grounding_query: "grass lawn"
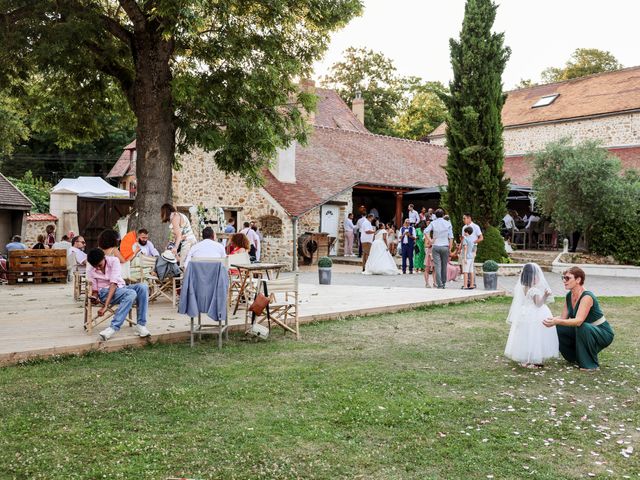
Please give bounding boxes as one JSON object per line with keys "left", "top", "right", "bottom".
{"left": 1, "top": 297, "right": 639, "bottom": 479}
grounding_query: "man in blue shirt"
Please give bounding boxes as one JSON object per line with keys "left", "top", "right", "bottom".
{"left": 5, "top": 235, "right": 27, "bottom": 254}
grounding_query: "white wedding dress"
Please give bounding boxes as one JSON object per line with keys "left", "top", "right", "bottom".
{"left": 504, "top": 264, "right": 559, "bottom": 365}
{"left": 363, "top": 230, "right": 399, "bottom": 275}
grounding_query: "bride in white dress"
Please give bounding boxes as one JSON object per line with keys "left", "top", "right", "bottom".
{"left": 363, "top": 225, "right": 399, "bottom": 275}
{"left": 504, "top": 263, "right": 559, "bottom": 367}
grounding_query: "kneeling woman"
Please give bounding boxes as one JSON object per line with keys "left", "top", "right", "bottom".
{"left": 543, "top": 267, "right": 614, "bottom": 371}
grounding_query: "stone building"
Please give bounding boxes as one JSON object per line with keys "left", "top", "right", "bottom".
{"left": 427, "top": 66, "right": 640, "bottom": 184}
{"left": 0, "top": 173, "right": 33, "bottom": 246}
{"left": 108, "top": 85, "right": 447, "bottom": 268}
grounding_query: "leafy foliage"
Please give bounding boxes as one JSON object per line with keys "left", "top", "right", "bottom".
{"left": 532, "top": 139, "right": 621, "bottom": 244}
{"left": 393, "top": 80, "right": 448, "bottom": 140}
{"left": 482, "top": 259, "right": 499, "bottom": 272}
{"left": 439, "top": 0, "right": 511, "bottom": 231}
{"left": 541, "top": 48, "right": 623, "bottom": 83}
{"left": 476, "top": 226, "right": 506, "bottom": 263}
{"left": 0, "top": 91, "right": 29, "bottom": 156}
{"left": 8, "top": 170, "right": 51, "bottom": 213}
{"left": 318, "top": 256, "right": 333, "bottom": 268}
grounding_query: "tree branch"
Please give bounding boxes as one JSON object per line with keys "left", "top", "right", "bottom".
{"left": 83, "top": 40, "right": 136, "bottom": 109}
{"left": 0, "top": 1, "right": 39, "bottom": 25}
{"left": 98, "top": 13, "right": 134, "bottom": 49}
{"left": 117, "top": 0, "right": 147, "bottom": 29}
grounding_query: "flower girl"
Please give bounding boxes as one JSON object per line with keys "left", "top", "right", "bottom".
{"left": 504, "top": 263, "right": 559, "bottom": 367}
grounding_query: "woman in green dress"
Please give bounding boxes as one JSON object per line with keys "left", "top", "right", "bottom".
{"left": 413, "top": 221, "right": 426, "bottom": 273}
{"left": 543, "top": 266, "right": 614, "bottom": 371}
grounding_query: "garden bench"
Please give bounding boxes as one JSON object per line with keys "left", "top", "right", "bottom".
{"left": 6, "top": 249, "right": 68, "bottom": 285}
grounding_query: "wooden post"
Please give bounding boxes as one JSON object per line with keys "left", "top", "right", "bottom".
{"left": 395, "top": 192, "right": 403, "bottom": 228}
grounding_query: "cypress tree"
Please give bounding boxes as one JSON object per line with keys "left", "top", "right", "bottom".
{"left": 439, "top": 0, "right": 511, "bottom": 231}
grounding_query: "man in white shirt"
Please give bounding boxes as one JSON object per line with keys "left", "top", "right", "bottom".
{"left": 343, "top": 213, "right": 355, "bottom": 256}
{"left": 52, "top": 234, "right": 72, "bottom": 251}
{"left": 68, "top": 235, "right": 88, "bottom": 272}
{"left": 503, "top": 212, "right": 517, "bottom": 231}
{"left": 525, "top": 214, "right": 540, "bottom": 230}
{"left": 461, "top": 213, "right": 483, "bottom": 246}
{"left": 240, "top": 221, "right": 260, "bottom": 261}
{"left": 407, "top": 204, "right": 419, "bottom": 226}
{"left": 183, "top": 227, "right": 226, "bottom": 270}
{"left": 135, "top": 228, "right": 159, "bottom": 257}
{"left": 359, "top": 214, "right": 376, "bottom": 271}
{"left": 355, "top": 213, "right": 367, "bottom": 257}
{"left": 425, "top": 209, "right": 454, "bottom": 288}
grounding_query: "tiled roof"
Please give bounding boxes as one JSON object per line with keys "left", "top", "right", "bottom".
{"left": 0, "top": 172, "right": 34, "bottom": 210}
{"left": 262, "top": 126, "right": 448, "bottom": 217}
{"left": 26, "top": 213, "right": 58, "bottom": 222}
{"left": 313, "top": 88, "right": 369, "bottom": 133}
{"left": 107, "top": 140, "right": 136, "bottom": 178}
{"left": 429, "top": 66, "right": 640, "bottom": 137}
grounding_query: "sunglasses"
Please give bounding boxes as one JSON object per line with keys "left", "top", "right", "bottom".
{"left": 561, "top": 275, "right": 573, "bottom": 282}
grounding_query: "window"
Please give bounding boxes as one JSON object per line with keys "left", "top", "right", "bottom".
{"left": 532, "top": 94, "right": 559, "bottom": 108}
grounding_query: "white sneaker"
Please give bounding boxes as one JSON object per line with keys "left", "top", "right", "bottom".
{"left": 99, "top": 327, "right": 116, "bottom": 341}
{"left": 135, "top": 325, "right": 151, "bottom": 337}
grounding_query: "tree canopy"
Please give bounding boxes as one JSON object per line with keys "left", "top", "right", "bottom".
{"left": 541, "top": 48, "right": 623, "bottom": 83}
{"left": 393, "top": 80, "right": 448, "bottom": 140}
{"left": 439, "top": 0, "right": 511, "bottom": 238}
{"left": 1, "top": 0, "right": 363, "bottom": 242}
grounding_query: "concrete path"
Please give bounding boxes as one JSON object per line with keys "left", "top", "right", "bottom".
{"left": 297, "top": 264, "right": 640, "bottom": 296}
{"left": 0, "top": 279, "right": 501, "bottom": 365}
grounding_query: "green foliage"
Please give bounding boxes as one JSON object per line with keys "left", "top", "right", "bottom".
{"left": 0, "top": 91, "right": 29, "bottom": 156}
{"left": 439, "top": 0, "right": 511, "bottom": 230}
{"left": 476, "top": 226, "right": 506, "bottom": 263}
{"left": 8, "top": 171, "right": 51, "bottom": 213}
{"left": 393, "top": 80, "right": 448, "bottom": 139}
{"left": 532, "top": 138, "right": 622, "bottom": 245}
{"left": 541, "top": 48, "right": 622, "bottom": 83}
{"left": 318, "top": 256, "right": 333, "bottom": 268}
{"left": 514, "top": 78, "right": 536, "bottom": 89}
{"left": 321, "top": 47, "right": 405, "bottom": 136}
{"left": 482, "top": 259, "right": 499, "bottom": 272}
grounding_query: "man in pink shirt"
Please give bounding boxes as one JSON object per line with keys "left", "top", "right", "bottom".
{"left": 86, "top": 248, "right": 150, "bottom": 341}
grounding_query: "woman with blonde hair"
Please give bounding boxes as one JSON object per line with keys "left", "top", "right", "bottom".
{"left": 160, "top": 203, "right": 197, "bottom": 264}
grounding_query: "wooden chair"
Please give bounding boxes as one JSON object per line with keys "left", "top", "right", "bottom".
{"left": 248, "top": 275, "right": 299, "bottom": 340}
{"left": 67, "top": 251, "right": 87, "bottom": 301}
{"left": 511, "top": 228, "right": 526, "bottom": 250}
{"left": 132, "top": 254, "right": 182, "bottom": 306}
{"left": 227, "top": 252, "right": 253, "bottom": 311}
{"left": 83, "top": 290, "right": 137, "bottom": 334}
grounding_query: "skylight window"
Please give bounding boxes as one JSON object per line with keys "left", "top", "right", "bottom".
{"left": 532, "top": 94, "right": 559, "bottom": 108}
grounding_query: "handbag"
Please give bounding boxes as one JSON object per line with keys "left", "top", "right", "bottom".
{"left": 249, "top": 293, "right": 270, "bottom": 315}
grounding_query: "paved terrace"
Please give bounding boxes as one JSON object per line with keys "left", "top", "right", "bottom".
{"left": 0, "top": 275, "right": 502, "bottom": 366}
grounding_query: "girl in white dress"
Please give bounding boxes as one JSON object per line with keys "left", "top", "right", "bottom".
{"left": 504, "top": 263, "right": 559, "bottom": 367}
{"left": 363, "top": 225, "right": 399, "bottom": 275}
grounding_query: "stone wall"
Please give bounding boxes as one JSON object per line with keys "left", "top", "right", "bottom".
{"left": 428, "top": 112, "right": 640, "bottom": 154}
{"left": 173, "top": 148, "right": 295, "bottom": 267}
{"left": 25, "top": 219, "right": 58, "bottom": 246}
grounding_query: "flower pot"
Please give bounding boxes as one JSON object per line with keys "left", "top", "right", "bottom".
{"left": 318, "top": 267, "right": 332, "bottom": 285}
{"left": 483, "top": 271, "right": 498, "bottom": 290}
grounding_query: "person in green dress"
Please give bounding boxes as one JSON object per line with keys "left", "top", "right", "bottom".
{"left": 543, "top": 266, "right": 614, "bottom": 371}
{"left": 413, "top": 221, "right": 426, "bottom": 273}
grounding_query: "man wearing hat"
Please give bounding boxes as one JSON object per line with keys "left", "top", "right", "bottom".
{"left": 86, "top": 248, "right": 151, "bottom": 341}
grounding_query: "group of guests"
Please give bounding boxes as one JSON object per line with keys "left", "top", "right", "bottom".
{"left": 3, "top": 224, "right": 58, "bottom": 253}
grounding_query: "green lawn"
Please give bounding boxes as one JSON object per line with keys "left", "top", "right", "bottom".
{"left": 1, "top": 297, "right": 639, "bottom": 479}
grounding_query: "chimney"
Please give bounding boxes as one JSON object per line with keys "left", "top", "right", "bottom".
{"left": 352, "top": 91, "right": 364, "bottom": 124}
{"left": 270, "top": 141, "right": 296, "bottom": 183}
{"left": 299, "top": 78, "right": 316, "bottom": 124}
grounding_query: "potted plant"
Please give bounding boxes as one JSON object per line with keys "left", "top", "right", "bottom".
{"left": 482, "top": 260, "right": 499, "bottom": 290}
{"left": 318, "top": 256, "right": 333, "bottom": 285}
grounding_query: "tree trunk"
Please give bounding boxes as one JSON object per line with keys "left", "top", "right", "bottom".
{"left": 129, "top": 34, "right": 175, "bottom": 249}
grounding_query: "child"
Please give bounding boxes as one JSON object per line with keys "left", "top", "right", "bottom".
{"left": 504, "top": 263, "right": 559, "bottom": 368}
{"left": 461, "top": 226, "right": 475, "bottom": 289}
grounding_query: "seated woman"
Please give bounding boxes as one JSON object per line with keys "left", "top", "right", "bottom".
{"left": 543, "top": 266, "right": 614, "bottom": 371}
{"left": 228, "top": 233, "right": 250, "bottom": 275}
{"left": 98, "top": 229, "right": 126, "bottom": 263}
{"left": 33, "top": 234, "right": 47, "bottom": 250}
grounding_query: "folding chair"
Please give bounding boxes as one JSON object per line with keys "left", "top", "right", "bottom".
{"left": 67, "top": 252, "right": 87, "bottom": 301}
{"left": 248, "top": 275, "right": 299, "bottom": 340}
{"left": 511, "top": 228, "right": 526, "bottom": 250}
{"left": 137, "top": 255, "right": 182, "bottom": 306}
{"left": 83, "top": 290, "right": 137, "bottom": 334}
{"left": 227, "top": 252, "right": 253, "bottom": 310}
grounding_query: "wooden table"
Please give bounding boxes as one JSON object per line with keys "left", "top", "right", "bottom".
{"left": 230, "top": 263, "right": 286, "bottom": 314}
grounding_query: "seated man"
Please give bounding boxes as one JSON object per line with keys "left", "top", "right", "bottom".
{"left": 52, "top": 234, "right": 72, "bottom": 251}
{"left": 183, "top": 227, "right": 226, "bottom": 270}
{"left": 68, "top": 236, "right": 88, "bottom": 272}
{"left": 86, "top": 248, "right": 151, "bottom": 341}
{"left": 5, "top": 235, "right": 27, "bottom": 254}
{"left": 134, "top": 228, "right": 159, "bottom": 257}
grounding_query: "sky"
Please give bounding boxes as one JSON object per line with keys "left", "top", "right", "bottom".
{"left": 312, "top": 0, "right": 640, "bottom": 90}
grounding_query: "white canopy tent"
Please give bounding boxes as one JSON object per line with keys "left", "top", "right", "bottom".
{"left": 50, "top": 177, "right": 130, "bottom": 239}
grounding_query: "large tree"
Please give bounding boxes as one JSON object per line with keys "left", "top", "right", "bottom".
{"left": 1, "top": 0, "right": 362, "bottom": 242}
{"left": 541, "top": 48, "right": 622, "bottom": 83}
{"left": 439, "top": 0, "right": 511, "bottom": 232}
{"left": 321, "top": 47, "right": 404, "bottom": 136}
{"left": 393, "top": 79, "right": 448, "bottom": 140}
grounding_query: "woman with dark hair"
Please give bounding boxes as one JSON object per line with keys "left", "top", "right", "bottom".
{"left": 505, "top": 263, "right": 559, "bottom": 368}
{"left": 543, "top": 267, "right": 614, "bottom": 371}
{"left": 160, "top": 203, "right": 197, "bottom": 264}
{"left": 413, "top": 221, "right": 426, "bottom": 273}
{"left": 33, "top": 234, "right": 47, "bottom": 249}
{"left": 45, "top": 224, "right": 56, "bottom": 248}
{"left": 98, "top": 229, "right": 126, "bottom": 263}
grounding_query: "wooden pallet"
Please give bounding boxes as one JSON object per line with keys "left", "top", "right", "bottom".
{"left": 7, "top": 249, "right": 68, "bottom": 285}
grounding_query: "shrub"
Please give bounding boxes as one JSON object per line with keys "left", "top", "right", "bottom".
{"left": 475, "top": 226, "right": 506, "bottom": 263}
{"left": 318, "top": 256, "right": 333, "bottom": 268}
{"left": 8, "top": 171, "right": 51, "bottom": 213}
{"left": 482, "top": 260, "right": 499, "bottom": 272}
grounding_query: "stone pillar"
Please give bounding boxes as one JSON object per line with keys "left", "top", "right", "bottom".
{"left": 352, "top": 92, "right": 364, "bottom": 124}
